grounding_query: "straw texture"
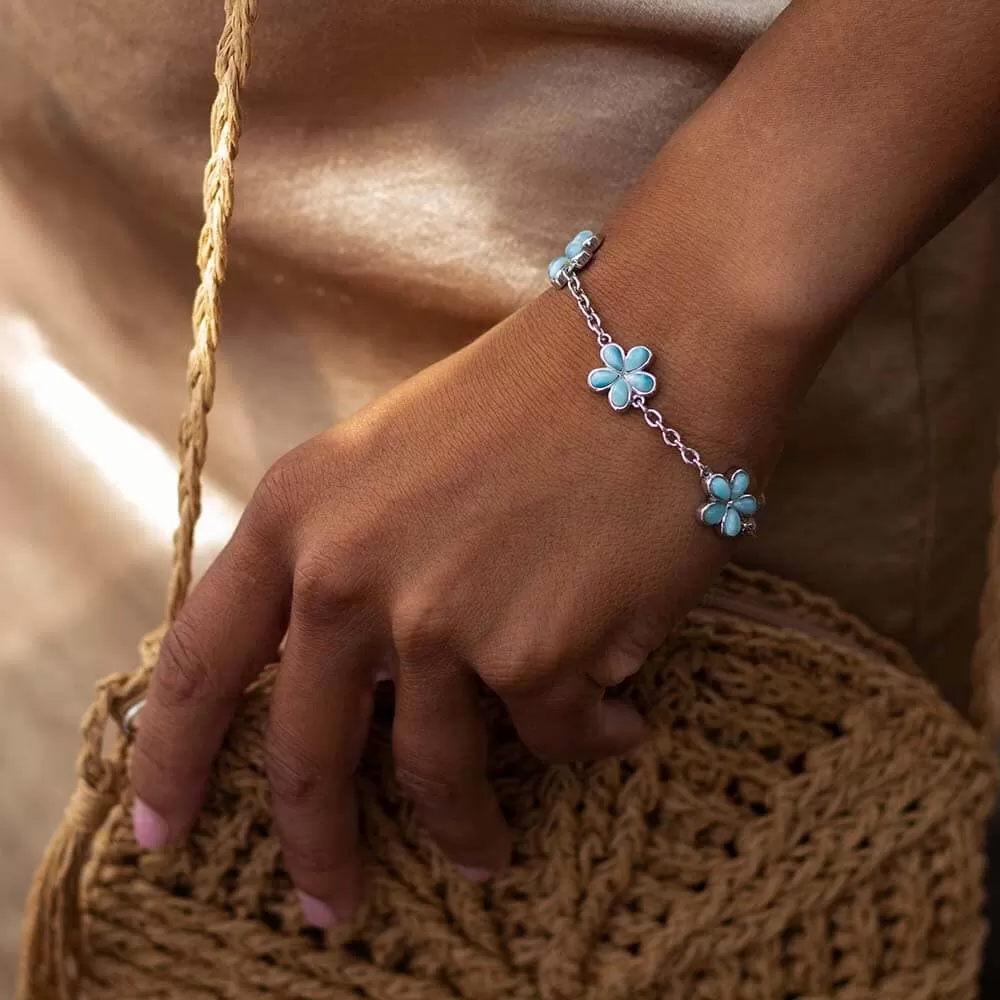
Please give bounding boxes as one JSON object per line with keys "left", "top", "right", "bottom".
{"left": 46, "top": 576, "right": 1000, "bottom": 999}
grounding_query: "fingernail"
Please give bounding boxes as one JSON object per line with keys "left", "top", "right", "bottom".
{"left": 297, "top": 891, "right": 335, "bottom": 928}
{"left": 374, "top": 666, "right": 392, "bottom": 684}
{"left": 133, "top": 798, "right": 169, "bottom": 850}
{"left": 456, "top": 865, "right": 495, "bottom": 883}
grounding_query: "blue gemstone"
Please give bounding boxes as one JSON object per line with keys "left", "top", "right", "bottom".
{"left": 565, "top": 229, "right": 596, "bottom": 258}
{"left": 600, "top": 343, "right": 626, "bottom": 371}
{"left": 733, "top": 494, "right": 758, "bottom": 515}
{"left": 608, "top": 378, "right": 631, "bottom": 410}
{"left": 626, "top": 371, "right": 655, "bottom": 395}
{"left": 588, "top": 368, "right": 618, "bottom": 390}
{"left": 548, "top": 256, "right": 570, "bottom": 283}
{"left": 723, "top": 507, "right": 743, "bottom": 538}
{"left": 729, "top": 469, "right": 751, "bottom": 497}
{"left": 700, "top": 501, "right": 727, "bottom": 526}
{"left": 623, "top": 345, "right": 651, "bottom": 372}
{"left": 708, "top": 474, "right": 732, "bottom": 502}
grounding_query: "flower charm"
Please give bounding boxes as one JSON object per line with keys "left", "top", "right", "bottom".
{"left": 548, "top": 229, "right": 602, "bottom": 287}
{"left": 587, "top": 343, "right": 657, "bottom": 411}
{"left": 698, "top": 468, "right": 761, "bottom": 538}
{"left": 550, "top": 228, "right": 766, "bottom": 541}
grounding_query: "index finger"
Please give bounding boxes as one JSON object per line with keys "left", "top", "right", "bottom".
{"left": 130, "top": 523, "right": 291, "bottom": 849}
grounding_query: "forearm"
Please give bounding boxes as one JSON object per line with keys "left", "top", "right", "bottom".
{"left": 547, "top": 0, "right": 1000, "bottom": 461}
{"left": 717, "top": 0, "right": 1000, "bottom": 313}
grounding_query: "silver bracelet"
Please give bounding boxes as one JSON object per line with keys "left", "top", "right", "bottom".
{"left": 548, "top": 230, "right": 763, "bottom": 538}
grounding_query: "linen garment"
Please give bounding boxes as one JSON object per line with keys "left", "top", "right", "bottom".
{"left": 2, "top": 0, "right": 998, "bottom": 726}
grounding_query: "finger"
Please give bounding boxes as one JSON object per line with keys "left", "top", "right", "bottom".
{"left": 585, "top": 645, "right": 647, "bottom": 689}
{"left": 267, "top": 609, "right": 374, "bottom": 928}
{"left": 505, "top": 677, "right": 647, "bottom": 763}
{"left": 394, "top": 664, "right": 511, "bottom": 880}
{"left": 131, "top": 525, "right": 290, "bottom": 849}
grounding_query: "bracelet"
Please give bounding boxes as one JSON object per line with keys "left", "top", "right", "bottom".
{"left": 548, "top": 230, "right": 763, "bottom": 538}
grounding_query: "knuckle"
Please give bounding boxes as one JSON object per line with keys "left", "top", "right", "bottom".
{"left": 478, "top": 630, "right": 560, "bottom": 699}
{"left": 251, "top": 436, "right": 338, "bottom": 533}
{"left": 266, "top": 734, "right": 322, "bottom": 809}
{"left": 292, "top": 549, "right": 362, "bottom": 622}
{"left": 391, "top": 590, "right": 454, "bottom": 662}
{"left": 596, "top": 646, "right": 646, "bottom": 688}
{"left": 486, "top": 667, "right": 544, "bottom": 700}
{"left": 155, "top": 617, "right": 219, "bottom": 707}
{"left": 395, "top": 761, "right": 465, "bottom": 814}
{"left": 253, "top": 450, "right": 309, "bottom": 525}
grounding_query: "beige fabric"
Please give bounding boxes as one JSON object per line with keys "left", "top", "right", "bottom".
{"left": 2, "top": 0, "right": 998, "bottom": 721}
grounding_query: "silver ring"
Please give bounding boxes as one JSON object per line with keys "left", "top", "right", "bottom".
{"left": 120, "top": 698, "right": 146, "bottom": 735}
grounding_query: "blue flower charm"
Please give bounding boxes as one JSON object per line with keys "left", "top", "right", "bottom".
{"left": 549, "top": 228, "right": 766, "bottom": 542}
{"left": 587, "top": 343, "right": 656, "bottom": 411}
{"left": 548, "top": 229, "right": 602, "bottom": 287}
{"left": 698, "top": 468, "right": 761, "bottom": 538}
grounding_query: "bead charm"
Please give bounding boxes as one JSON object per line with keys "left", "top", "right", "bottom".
{"left": 550, "top": 229, "right": 764, "bottom": 538}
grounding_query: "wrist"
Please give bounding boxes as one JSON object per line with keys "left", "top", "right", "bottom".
{"left": 467, "top": 253, "right": 775, "bottom": 544}
{"left": 531, "top": 230, "right": 798, "bottom": 483}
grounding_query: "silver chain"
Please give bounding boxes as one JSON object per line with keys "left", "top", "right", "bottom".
{"left": 565, "top": 273, "right": 613, "bottom": 347}
{"left": 564, "top": 272, "right": 707, "bottom": 477}
{"left": 630, "top": 398, "right": 707, "bottom": 475}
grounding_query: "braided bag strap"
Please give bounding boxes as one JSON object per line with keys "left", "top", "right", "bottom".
{"left": 16, "top": 4, "right": 259, "bottom": 998}
{"left": 166, "top": 0, "right": 258, "bottom": 624}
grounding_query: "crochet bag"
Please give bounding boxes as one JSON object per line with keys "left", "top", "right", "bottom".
{"left": 17, "top": 1, "right": 1000, "bottom": 998}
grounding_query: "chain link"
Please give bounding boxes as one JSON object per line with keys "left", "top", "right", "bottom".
{"left": 565, "top": 273, "right": 613, "bottom": 347}
{"left": 563, "top": 268, "right": 708, "bottom": 478}
{"left": 632, "top": 397, "right": 707, "bottom": 476}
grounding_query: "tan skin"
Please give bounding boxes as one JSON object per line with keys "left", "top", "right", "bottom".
{"left": 132, "top": 0, "right": 1000, "bottom": 925}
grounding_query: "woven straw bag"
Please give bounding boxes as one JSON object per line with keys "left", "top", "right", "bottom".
{"left": 17, "top": 2, "right": 1000, "bottom": 998}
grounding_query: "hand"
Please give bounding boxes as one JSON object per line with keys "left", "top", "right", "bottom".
{"left": 129, "top": 278, "right": 779, "bottom": 928}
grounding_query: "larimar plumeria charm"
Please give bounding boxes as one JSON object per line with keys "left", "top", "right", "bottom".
{"left": 587, "top": 343, "right": 656, "bottom": 410}
{"left": 548, "top": 229, "right": 603, "bottom": 287}
{"left": 698, "top": 468, "right": 762, "bottom": 538}
{"left": 550, "top": 228, "right": 764, "bottom": 539}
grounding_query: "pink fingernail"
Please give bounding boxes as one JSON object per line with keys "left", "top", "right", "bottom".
{"left": 133, "top": 798, "right": 170, "bottom": 849}
{"left": 297, "top": 891, "right": 335, "bottom": 928}
{"left": 456, "top": 865, "right": 495, "bottom": 883}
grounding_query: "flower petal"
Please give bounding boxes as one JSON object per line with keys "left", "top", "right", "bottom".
{"left": 625, "top": 371, "right": 655, "bottom": 395}
{"left": 699, "top": 501, "right": 728, "bottom": 527}
{"left": 588, "top": 367, "right": 619, "bottom": 391}
{"left": 600, "top": 343, "right": 626, "bottom": 372}
{"left": 547, "top": 256, "right": 570, "bottom": 283}
{"left": 623, "top": 345, "right": 652, "bottom": 372}
{"left": 708, "top": 474, "right": 731, "bottom": 502}
{"left": 733, "top": 494, "right": 758, "bottom": 515}
{"left": 723, "top": 507, "right": 743, "bottom": 538}
{"left": 608, "top": 377, "right": 632, "bottom": 410}
{"left": 565, "top": 229, "right": 596, "bottom": 258}
{"left": 729, "top": 469, "right": 751, "bottom": 498}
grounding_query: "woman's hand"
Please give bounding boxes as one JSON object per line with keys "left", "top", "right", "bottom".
{"left": 130, "top": 0, "right": 1000, "bottom": 932}
{"left": 129, "top": 269, "right": 784, "bottom": 928}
